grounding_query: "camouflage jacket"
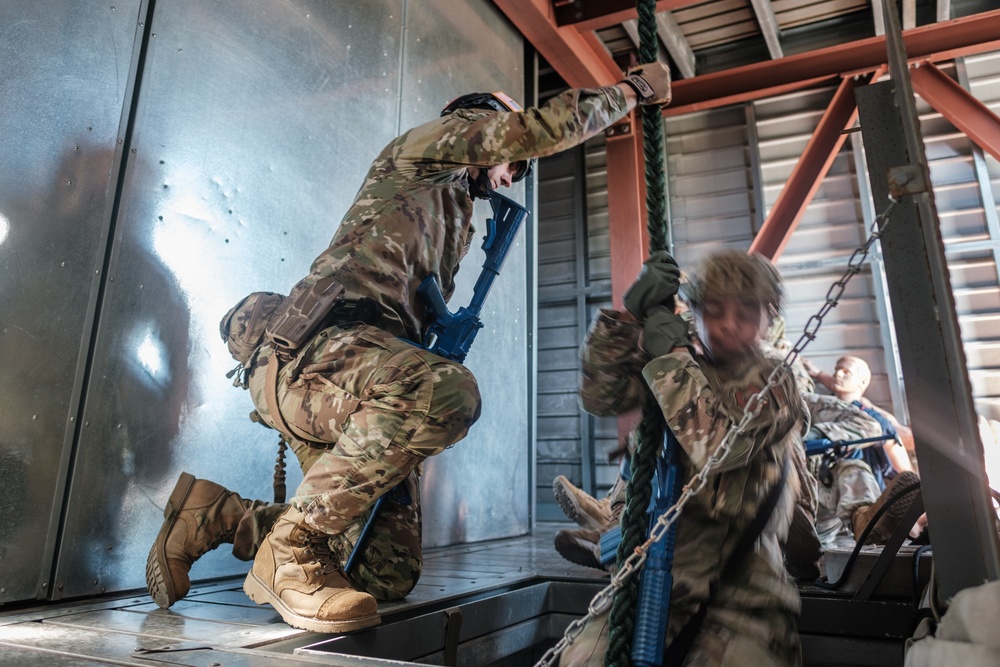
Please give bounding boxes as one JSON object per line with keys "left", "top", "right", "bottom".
{"left": 300, "top": 87, "right": 630, "bottom": 341}
{"left": 804, "top": 393, "right": 882, "bottom": 444}
{"left": 580, "top": 309, "right": 803, "bottom": 624}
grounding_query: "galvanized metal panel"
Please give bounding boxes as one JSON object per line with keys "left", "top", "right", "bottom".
{"left": 37, "top": 0, "right": 530, "bottom": 599}
{"left": 750, "top": 84, "right": 899, "bottom": 411}
{"left": 52, "top": 0, "right": 406, "bottom": 601}
{"left": 665, "top": 105, "right": 755, "bottom": 260}
{"left": 402, "top": 0, "right": 531, "bottom": 547}
{"left": 0, "top": 0, "right": 142, "bottom": 605}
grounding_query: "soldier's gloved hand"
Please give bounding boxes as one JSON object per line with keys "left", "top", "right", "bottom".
{"left": 642, "top": 306, "right": 691, "bottom": 358}
{"left": 623, "top": 251, "right": 681, "bottom": 319}
{"left": 621, "top": 61, "right": 672, "bottom": 106}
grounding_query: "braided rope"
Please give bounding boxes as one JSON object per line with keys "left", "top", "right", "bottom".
{"left": 606, "top": 0, "right": 668, "bottom": 664}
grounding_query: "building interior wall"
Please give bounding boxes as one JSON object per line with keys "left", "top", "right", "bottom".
{"left": 0, "top": 0, "right": 531, "bottom": 606}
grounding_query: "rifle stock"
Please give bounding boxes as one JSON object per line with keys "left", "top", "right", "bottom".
{"left": 417, "top": 191, "right": 529, "bottom": 362}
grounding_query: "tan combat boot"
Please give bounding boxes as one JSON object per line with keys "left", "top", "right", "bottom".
{"left": 552, "top": 475, "right": 613, "bottom": 531}
{"left": 146, "top": 472, "right": 259, "bottom": 608}
{"left": 243, "top": 506, "right": 380, "bottom": 633}
{"left": 852, "top": 470, "right": 921, "bottom": 545}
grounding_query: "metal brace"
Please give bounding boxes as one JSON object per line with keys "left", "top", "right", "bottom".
{"left": 887, "top": 164, "right": 928, "bottom": 197}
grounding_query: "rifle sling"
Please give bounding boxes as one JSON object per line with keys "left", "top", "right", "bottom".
{"left": 663, "top": 453, "right": 791, "bottom": 664}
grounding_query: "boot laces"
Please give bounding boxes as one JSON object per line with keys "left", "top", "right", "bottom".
{"left": 297, "top": 529, "right": 339, "bottom": 574}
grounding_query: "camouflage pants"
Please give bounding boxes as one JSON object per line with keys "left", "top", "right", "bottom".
{"left": 244, "top": 323, "right": 482, "bottom": 598}
{"left": 558, "top": 604, "right": 800, "bottom": 667}
{"left": 234, "top": 462, "right": 422, "bottom": 601}
{"left": 814, "top": 458, "right": 880, "bottom": 549}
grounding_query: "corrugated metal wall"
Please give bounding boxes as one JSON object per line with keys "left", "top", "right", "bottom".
{"left": 534, "top": 49, "right": 1000, "bottom": 512}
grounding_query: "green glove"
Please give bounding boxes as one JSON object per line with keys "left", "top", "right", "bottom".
{"left": 642, "top": 306, "right": 691, "bottom": 358}
{"left": 621, "top": 61, "right": 672, "bottom": 106}
{"left": 623, "top": 251, "right": 681, "bottom": 319}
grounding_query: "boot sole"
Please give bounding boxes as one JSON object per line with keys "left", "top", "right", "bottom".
{"left": 146, "top": 472, "right": 196, "bottom": 608}
{"left": 243, "top": 570, "right": 381, "bottom": 634}
{"left": 552, "top": 476, "right": 610, "bottom": 532}
{"left": 553, "top": 531, "right": 604, "bottom": 571}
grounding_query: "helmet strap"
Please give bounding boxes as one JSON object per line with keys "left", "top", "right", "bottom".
{"left": 468, "top": 167, "right": 493, "bottom": 200}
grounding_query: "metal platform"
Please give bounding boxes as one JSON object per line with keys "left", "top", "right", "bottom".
{"left": 0, "top": 524, "right": 924, "bottom": 666}
{"left": 0, "top": 524, "right": 609, "bottom": 666}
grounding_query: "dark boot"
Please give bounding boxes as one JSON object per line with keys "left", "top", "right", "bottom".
{"left": 243, "top": 506, "right": 380, "bottom": 633}
{"left": 146, "top": 472, "right": 262, "bottom": 608}
{"left": 554, "top": 528, "right": 604, "bottom": 570}
{"left": 852, "top": 471, "right": 921, "bottom": 545}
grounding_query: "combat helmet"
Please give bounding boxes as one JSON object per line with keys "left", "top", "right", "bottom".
{"left": 441, "top": 91, "right": 534, "bottom": 184}
{"left": 685, "top": 249, "right": 783, "bottom": 311}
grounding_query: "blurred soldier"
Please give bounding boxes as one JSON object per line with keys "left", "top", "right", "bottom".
{"left": 146, "top": 64, "right": 674, "bottom": 633}
{"left": 562, "top": 249, "right": 803, "bottom": 667}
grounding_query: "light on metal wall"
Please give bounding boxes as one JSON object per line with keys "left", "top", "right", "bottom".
{"left": 0, "top": 213, "right": 9, "bottom": 246}
{"left": 136, "top": 328, "right": 165, "bottom": 381}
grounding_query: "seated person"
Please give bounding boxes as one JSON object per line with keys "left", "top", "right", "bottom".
{"left": 803, "top": 355, "right": 921, "bottom": 546}
{"left": 805, "top": 355, "right": 915, "bottom": 478}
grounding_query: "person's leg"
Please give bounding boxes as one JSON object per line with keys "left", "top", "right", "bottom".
{"left": 553, "top": 476, "right": 612, "bottom": 531}
{"left": 245, "top": 325, "right": 480, "bottom": 630}
{"left": 685, "top": 607, "right": 800, "bottom": 667}
{"left": 852, "top": 470, "right": 921, "bottom": 544}
{"left": 146, "top": 472, "right": 267, "bottom": 608}
{"left": 333, "top": 470, "right": 423, "bottom": 601}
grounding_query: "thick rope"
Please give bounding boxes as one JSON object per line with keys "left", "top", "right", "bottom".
{"left": 605, "top": 0, "right": 670, "bottom": 665}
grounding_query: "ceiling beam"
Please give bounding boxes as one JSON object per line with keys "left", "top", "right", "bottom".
{"left": 663, "top": 9, "right": 1000, "bottom": 116}
{"left": 655, "top": 11, "right": 697, "bottom": 78}
{"left": 492, "top": 0, "right": 620, "bottom": 88}
{"left": 749, "top": 74, "right": 873, "bottom": 261}
{"left": 749, "top": 0, "right": 784, "bottom": 59}
{"left": 623, "top": 15, "right": 697, "bottom": 79}
{"left": 911, "top": 63, "right": 1000, "bottom": 164}
{"left": 552, "top": 0, "right": 706, "bottom": 32}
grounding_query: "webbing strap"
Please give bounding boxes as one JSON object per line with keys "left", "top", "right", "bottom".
{"left": 265, "top": 352, "right": 294, "bottom": 437}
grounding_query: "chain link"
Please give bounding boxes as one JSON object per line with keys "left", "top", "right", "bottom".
{"left": 534, "top": 197, "right": 898, "bottom": 667}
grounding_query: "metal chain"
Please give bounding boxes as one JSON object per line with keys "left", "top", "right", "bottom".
{"left": 534, "top": 197, "right": 899, "bottom": 667}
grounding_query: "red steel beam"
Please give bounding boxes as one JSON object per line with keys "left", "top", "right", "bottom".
{"left": 492, "top": 0, "right": 619, "bottom": 88}
{"left": 604, "top": 113, "right": 649, "bottom": 448}
{"left": 911, "top": 62, "right": 1000, "bottom": 164}
{"left": 606, "top": 116, "right": 650, "bottom": 310}
{"left": 749, "top": 73, "right": 873, "bottom": 261}
{"left": 664, "top": 9, "right": 1000, "bottom": 117}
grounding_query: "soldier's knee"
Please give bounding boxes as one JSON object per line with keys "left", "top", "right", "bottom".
{"left": 425, "top": 359, "right": 482, "bottom": 439}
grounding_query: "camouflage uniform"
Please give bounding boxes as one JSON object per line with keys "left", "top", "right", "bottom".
{"left": 239, "top": 86, "right": 631, "bottom": 598}
{"left": 803, "top": 393, "right": 883, "bottom": 548}
{"left": 563, "top": 309, "right": 803, "bottom": 666}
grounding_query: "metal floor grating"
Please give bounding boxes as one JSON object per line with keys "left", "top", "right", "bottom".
{"left": 0, "top": 523, "right": 607, "bottom": 666}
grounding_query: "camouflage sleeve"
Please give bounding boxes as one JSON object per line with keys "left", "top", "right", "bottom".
{"left": 804, "top": 393, "right": 882, "bottom": 443}
{"left": 642, "top": 350, "right": 802, "bottom": 473}
{"left": 579, "top": 308, "right": 649, "bottom": 416}
{"left": 402, "top": 86, "right": 630, "bottom": 168}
